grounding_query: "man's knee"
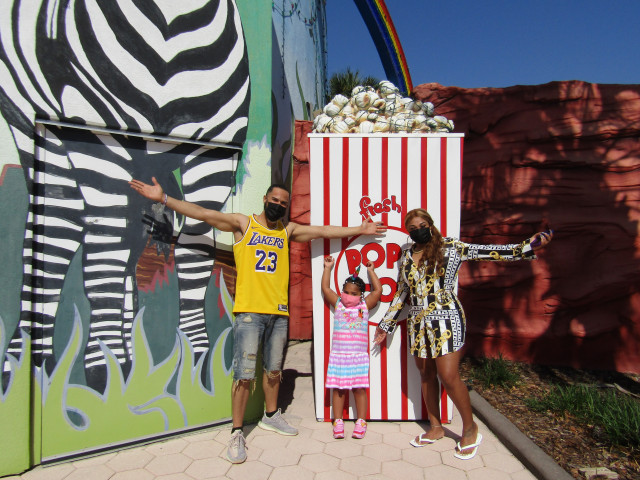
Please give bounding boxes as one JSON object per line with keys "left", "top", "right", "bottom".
{"left": 265, "top": 370, "right": 282, "bottom": 382}
{"left": 232, "top": 378, "right": 255, "bottom": 395}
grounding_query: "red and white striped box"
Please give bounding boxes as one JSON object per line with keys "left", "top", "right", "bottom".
{"left": 309, "top": 133, "right": 463, "bottom": 422}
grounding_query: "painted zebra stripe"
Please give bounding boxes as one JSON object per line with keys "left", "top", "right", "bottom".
{"left": 1, "top": 0, "right": 249, "bottom": 385}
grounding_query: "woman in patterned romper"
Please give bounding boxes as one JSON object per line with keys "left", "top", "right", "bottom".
{"left": 373, "top": 208, "right": 553, "bottom": 459}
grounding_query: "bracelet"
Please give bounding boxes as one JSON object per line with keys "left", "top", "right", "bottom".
{"left": 162, "top": 193, "right": 168, "bottom": 205}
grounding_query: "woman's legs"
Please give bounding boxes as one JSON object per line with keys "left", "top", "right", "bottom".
{"left": 414, "top": 356, "right": 445, "bottom": 441}
{"left": 352, "top": 388, "right": 368, "bottom": 420}
{"left": 434, "top": 349, "right": 478, "bottom": 454}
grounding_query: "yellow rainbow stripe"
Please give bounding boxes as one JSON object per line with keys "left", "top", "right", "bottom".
{"left": 372, "top": 0, "right": 413, "bottom": 93}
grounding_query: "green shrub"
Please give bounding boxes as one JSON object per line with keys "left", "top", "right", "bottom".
{"left": 471, "top": 354, "right": 520, "bottom": 389}
{"left": 526, "top": 385, "right": 640, "bottom": 448}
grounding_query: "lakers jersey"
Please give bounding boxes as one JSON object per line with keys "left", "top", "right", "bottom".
{"left": 233, "top": 215, "right": 290, "bottom": 315}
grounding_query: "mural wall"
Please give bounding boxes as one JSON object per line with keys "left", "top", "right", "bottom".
{"left": 271, "top": 0, "right": 327, "bottom": 185}
{"left": 0, "top": 0, "right": 274, "bottom": 473}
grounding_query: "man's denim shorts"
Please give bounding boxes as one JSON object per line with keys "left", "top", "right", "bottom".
{"left": 232, "top": 313, "right": 288, "bottom": 381}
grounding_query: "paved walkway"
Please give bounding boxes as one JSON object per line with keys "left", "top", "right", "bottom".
{"left": 10, "top": 341, "right": 538, "bottom": 480}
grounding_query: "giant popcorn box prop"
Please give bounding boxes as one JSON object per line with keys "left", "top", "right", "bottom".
{"left": 309, "top": 133, "right": 463, "bottom": 422}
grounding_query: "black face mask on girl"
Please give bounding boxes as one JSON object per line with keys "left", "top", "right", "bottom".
{"left": 409, "top": 226, "right": 432, "bottom": 244}
{"left": 264, "top": 202, "right": 286, "bottom": 222}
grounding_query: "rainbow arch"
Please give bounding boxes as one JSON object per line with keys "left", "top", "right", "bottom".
{"left": 353, "top": 0, "right": 413, "bottom": 95}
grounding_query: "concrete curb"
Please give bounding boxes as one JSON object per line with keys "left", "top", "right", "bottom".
{"left": 469, "top": 390, "right": 574, "bottom": 480}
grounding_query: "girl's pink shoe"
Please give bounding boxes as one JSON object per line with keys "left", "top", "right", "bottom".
{"left": 333, "top": 419, "right": 345, "bottom": 439}
{"left": 352, "top": 419, "right": 367, "bottom": 439}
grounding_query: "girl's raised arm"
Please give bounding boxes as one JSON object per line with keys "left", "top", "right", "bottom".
{"left": 321, "top": 256, "right": 339, "bottom": 306}
{"left": 364, "top": 261, "right": 382, "bottom": 310}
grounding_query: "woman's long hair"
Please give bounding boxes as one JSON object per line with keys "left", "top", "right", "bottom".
{"left": 404, "top": 209, "right": 444, "bottom": 276}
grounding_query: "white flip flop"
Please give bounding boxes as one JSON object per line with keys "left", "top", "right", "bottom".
{"left": 454, "top": 433, "right": 483, "bottom": 460}
{"left": 410, "top": 432, "right": 442, "bottom": 447}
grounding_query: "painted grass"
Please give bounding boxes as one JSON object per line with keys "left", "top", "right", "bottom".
{"left": 0, "top": 318, "right": 31, "bottom": 476}
{"left": 0, "top": 275, "right": 235, "bottom": 461}
{"left": 0, "top": 273, "right": 260, "bottom": 463}
{"left": 40, "top": 305, "right": 233, "bottom": 458}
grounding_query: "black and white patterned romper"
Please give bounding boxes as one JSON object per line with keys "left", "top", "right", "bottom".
{"left": 378, "top": 238, "right": 536, "bottom": 359}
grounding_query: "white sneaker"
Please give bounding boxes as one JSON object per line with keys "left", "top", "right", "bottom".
{"left": 258, "top": 409, "right": 298, "bottom": 436}
{"left": 226, "top": 430, "right": 247, "bottom": 463}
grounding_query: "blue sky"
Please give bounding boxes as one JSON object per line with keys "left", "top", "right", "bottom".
{"left": 326, "top": 1, "right": 640, "bottom": 89}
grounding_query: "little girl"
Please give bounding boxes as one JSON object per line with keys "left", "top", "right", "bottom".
{"left": 322, "top": 256, "right": 382, "bottom": 439}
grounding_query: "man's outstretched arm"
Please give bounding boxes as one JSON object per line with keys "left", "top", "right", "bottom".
{"left": 129, "top": 177, "right": 246, "bottom": 234}
{"left": 288, "top": 217, "right": 386, "bottom": 243}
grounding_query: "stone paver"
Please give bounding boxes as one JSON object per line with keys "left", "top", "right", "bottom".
{"left": 426, "top": 436, "right": 459, "bottom": 452}
{"left": 298, "top": 453, "right": 340, "bottom": 473}
{"left": 145, "top": 439, "right": 188, "bottom": 456}
{"left": 340, "top": 455, "right": 381, "bottom": 476}
{"left": 467, "top": 467, "right": 514, "bottom": 480}
{"left": 184, "top": 457, "right": 230, "bottom": 479}
{"left": 63, "top": 465, "right": 114, "bottom": 480}
{"left": 184, "top": 431, "right": 216, "bottom": 443}
{"left": 402, "top": 446, "right": 442, "bottom": 467}
{"left": 183, "top": 440, "right": 225, "bottom": 460}
{"left": 363, "top": 443, "right": 401, "bottom": 462}
{"left": 299, "top": 417, "right": 327, "bottom": 430}
{"left": 309, "top": 428, "right": 336, "bottom": 443}
{"left": 441, "top": 447, "right": 486, "bottom": 471}
{"left": 287, "top": 437, "right": 326, "bottom": 455}
{"left": 259, "top": 446, "right": 301, "bottom": 467}
{"left": 323, "top": 441, "right": 363, "bottom": 459}
{"left": 225, "top": 461, "right": 272, "bottom": 480}
{"left": 315, "top": 470, "right": 356, "bottom": 480}
{"left": 11, "top": 341, "right": 545, "bottom": 480}
{"left": 243, "top": 443, "right": 264, "bottom": 462}
{"left": 422, "top": 464, "right": 469, "bottom": 480}
{"left": 145, "top": 453, "right": 192, "bottom": 476}
{"left": 107, "top": 449, "right": 154, "bottom": 472}
{"left": 367, "top": 421, "right": 400, "bottom": 434}
{"left": 399, "top": 421, "right": 427, "bottom": 435}
{"left": 482, "top": 451, "right": 528, "bottom": 473}
{"left": 347, "top": 429, "right": 383, "bottom": 445}
{"left": 21, "top": 465, "right": 75, "bottom": 480}
{"left": 511, "top": 469, "right": 538, "bottom": 480}
{"left": 380, "top": 459, "right": 425, "bottom": 480}
{"left": 269, "top": 465, "right": 315, "bottom": 480}
{"left": 111, "top": 470, "right": 155, "bottom": 480}
{"left": 250, "top": 433, "right": 291, "bottom": 450}
{"left": 382, "top": 431, "right": 416, "bottom": 449}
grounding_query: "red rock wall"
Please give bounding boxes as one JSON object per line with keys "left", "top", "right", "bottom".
{"left": 413, "top": 81, "right": 640, "bottom": 374}
{"left": 291, "top": 81, "right": 640, "bottom": 374}
{"left": 289, "top": 121, "right": 313, "bottom": 339}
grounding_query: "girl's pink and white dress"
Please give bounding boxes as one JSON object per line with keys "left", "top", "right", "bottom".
{"left": 325, "top": 298, "right": 370, "bottom": 389}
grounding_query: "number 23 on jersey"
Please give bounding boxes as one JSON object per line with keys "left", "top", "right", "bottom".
{"left": 255, "top": 249, "right": 278, "bottom": 273}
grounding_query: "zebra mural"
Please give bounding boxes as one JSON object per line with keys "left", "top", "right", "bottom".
{"left": 0, "top": 0, "right": 250, "bottom": 392}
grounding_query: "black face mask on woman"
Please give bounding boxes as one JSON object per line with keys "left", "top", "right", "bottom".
{"left": 409, "top": 226, "right": 432, "bottom": 244}
{"left": 264, "top": 202, "right": 286, "bottom": 222}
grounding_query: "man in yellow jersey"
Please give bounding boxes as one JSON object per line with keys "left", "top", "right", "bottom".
{"left": 129, "top": 178, "right": 386, "bottom": 464}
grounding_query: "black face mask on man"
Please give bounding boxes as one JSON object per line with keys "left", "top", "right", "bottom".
{"left": 264, "top": 202, "right": 286, "bottom": 222}
{"left": 409, "top": 226, "right": 432, "bottom": 244}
